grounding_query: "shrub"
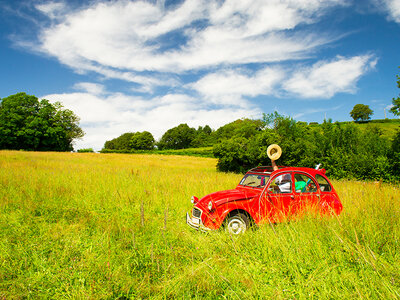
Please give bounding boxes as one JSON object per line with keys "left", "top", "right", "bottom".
{"left": 77, "top": 148, "right": 94, "bottom": 153}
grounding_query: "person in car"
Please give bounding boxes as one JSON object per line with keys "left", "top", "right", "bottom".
{"left": 271, "top": 159, "right": 306, "bottom": 193}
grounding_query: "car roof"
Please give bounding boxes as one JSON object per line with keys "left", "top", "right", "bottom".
{"left": 247, "top": 166, "right": 327, "bottom": 177}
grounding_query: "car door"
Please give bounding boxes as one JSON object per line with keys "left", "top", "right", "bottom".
{"left": 314, "top": 174, "right": 339, "bottom": 214}
{"left": 292, "top": 172, "right": 320, "bottom": 215}
{"left": 260, "top": 171, "right": 294, "bottom": 222}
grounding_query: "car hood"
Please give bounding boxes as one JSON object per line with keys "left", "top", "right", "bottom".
{"left": 199, "top": 188, "right": 261, "bottom": 206}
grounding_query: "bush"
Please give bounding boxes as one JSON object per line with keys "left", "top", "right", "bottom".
{"left": 77, "top": 148, "right": 94, "bottom": 153}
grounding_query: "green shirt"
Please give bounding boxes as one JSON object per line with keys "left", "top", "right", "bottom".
{"left": 295, "top": 181, "right": 306, "bottom": 192}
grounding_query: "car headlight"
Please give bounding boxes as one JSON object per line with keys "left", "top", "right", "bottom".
{"left": 191, "top": 196, "right": 198, "bottom": 204}
{"left": 208, "top": 201, "right": 213, "bottom": 211}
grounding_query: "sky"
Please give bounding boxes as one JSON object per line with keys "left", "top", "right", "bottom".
{"left": 1, "top": 0, "right": 400, "bottom": 151}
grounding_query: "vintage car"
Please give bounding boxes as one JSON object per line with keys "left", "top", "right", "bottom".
{"left": 186, "top": 166, "right": 343, "bottom": 234}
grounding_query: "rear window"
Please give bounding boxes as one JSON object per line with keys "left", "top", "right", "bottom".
{"left": 315, "top": 174, "right": 332, "bottom": 192}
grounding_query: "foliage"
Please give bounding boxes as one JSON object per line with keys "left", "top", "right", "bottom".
{"left": 350, "top": 104, "right": 373, "bottom": 122}
{"left": 213, "top": 113, "right": 398, "bottom": 182}
{"left": 390, "top": 69, "right": 400, "bottom": 116}
{"left": 130, "top": 131, "right": 155, "bottom": 150}
{"left": 100, "top": 147, "right": 214, "bottom": 158}
{"left": 0, "top": 151, "right": 399, "bottom": 298}
{"left": 190, "top": 125, "right": 214, "bottom": 147}
{"left": 0, "top": 92, "right": 84, "bottom": 151}
{"left": 213, "top": 137, "right": 254, "bottom": 173}
{"left": 389, "top": 130, "right": 400, "bottom": 174}
{"left": 77, "top": 148, "right": 94, "bottom": 153}
{"left": 214, "top": 118, "right": 263, "bottom": 141}
{"left": 103, "top": 132, "right": 136, "bottom": 150}
{"left": 157, "top": 123, "right": 197, "bottom": 149}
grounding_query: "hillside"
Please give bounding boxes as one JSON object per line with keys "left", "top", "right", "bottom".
{"left": 309, "top": 118, "right": 400, "bottom": 140}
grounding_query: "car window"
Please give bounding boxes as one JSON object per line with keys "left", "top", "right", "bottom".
{"left": 239, "top": 174, "right": 269, "bottom": 188}
{"left": 315, "top": 174, "right": 332, "bottom": 192}
{"left": 268, "top": 172, "right": 292, "bottom": 194}
{"left": 294, "top": 173, "right": 317, "bottom": 193}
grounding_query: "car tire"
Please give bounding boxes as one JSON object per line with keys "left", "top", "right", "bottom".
{"left": 225, "top": 212, "right": 250, "bottom": 235}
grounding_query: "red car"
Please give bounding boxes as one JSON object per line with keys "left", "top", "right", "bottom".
{"left": 187, "top": 166, "right": 343, "bottom": 234}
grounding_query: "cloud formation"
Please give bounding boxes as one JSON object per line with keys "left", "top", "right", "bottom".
{"left": 284, "top": 55, "right": 377, "bottom": 98}
{"left": 382, "top": 0, "right": 400, "bottom": 23}
{"left": 15, "top": 0, "right": 386, "bottom": 149}
{"left": 35, "top": 0, "right": 346, "bottom": 80}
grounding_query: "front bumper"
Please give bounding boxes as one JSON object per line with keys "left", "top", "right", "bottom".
{"left": 186, "top": 212, "right": 211, "bottom": 232}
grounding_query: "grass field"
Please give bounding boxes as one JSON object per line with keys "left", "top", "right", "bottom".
{"left": 0, "top": 151, "right": 399, "bottom": 298}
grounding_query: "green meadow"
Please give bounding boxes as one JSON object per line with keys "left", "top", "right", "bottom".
{"left": 0, "top": 151, "right": 399, "bottom": 298}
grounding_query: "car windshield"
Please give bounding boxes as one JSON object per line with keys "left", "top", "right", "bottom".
{"left": 239, "top": 174, "right": 269, "bottom": 188}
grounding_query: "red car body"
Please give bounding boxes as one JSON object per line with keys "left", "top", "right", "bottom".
{"left": 186, "top": 166, "right": 343, "bottom": 234}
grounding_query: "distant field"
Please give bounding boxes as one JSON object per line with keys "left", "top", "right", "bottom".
{"left": 0, "top": 151, "right": 399, "bottom": 298}
{"left": 309, "top": 118, "right": 400, "bottom": 140}
{"left": 100, "top": 146, "right": 214, "bottom": 158}
{"left": 356, "top": 119, "right": 400, "bottom": 140}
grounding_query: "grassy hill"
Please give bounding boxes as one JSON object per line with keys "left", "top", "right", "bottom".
{"left": 309, "top": 118, "right": 400, "bottom": 140}
{"left": 0, "top": 151, "right": 399, "bottom": 298}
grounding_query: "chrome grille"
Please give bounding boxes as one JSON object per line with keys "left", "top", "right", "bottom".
{"left": 192, "top": 207, "right": 202, "bottom": 218}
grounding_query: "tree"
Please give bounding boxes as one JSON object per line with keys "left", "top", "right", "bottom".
{"left": 191, "top": 125, "right": 214, "bottom": 147}
{"left": 130, "top": 131, "right": 155, "bottom": 150}
{"left": 103, "top": 132, "right": 135, "bottom": 150}
{"left": 350, "top": 104, "right": 373, "bottom": 122}
{"left": 157, "top": 124, "right": 196, "bottom": 149}
{"left": 214, "top": 118, "right": 263, "bottom": 141}
{"left": 0, "top": 92, "right": 84, "bottom": 151}
{"left": 390, "top": 69, "right": 400, "bottom": 116}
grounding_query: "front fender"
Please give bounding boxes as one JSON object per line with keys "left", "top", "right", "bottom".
{"left": 205, "top": 202, "right": 254, "bottom": 229}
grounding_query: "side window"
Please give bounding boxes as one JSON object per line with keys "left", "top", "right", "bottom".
{"left": 294, "top": 173, "right": 317, "bottom": 193}
{"left": 315, "top": 174, "right": 332, "bottom": 192}
{"left": 268, "top": 172, "right": 292, "bottom": 194}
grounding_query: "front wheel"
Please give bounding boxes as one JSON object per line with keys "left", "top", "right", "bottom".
{"left": 225, "top": 213, "right": 250, "bottom": 235}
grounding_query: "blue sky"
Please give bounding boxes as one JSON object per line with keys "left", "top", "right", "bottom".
{"left": 1, "top": 0, "right": 400, "bottom": 150}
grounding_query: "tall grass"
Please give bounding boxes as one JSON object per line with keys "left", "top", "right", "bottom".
{"left": 0, "top": 150, "right": 399, "bottom": 298}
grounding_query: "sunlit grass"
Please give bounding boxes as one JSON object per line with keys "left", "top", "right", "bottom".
{"left": 0, "top": 150, "right": 399, "bottom": 298}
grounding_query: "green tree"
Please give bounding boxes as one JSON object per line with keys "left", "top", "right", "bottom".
{"left": 157, "top": 124, "right": 196, "bottom": 149}
{"left": 390, "top": 69, "right": 400, "bottom": 116}
{"left": 130, "top": 131, "right": 155, "bottom": 150}
{"left": 0, "top": 92, "right": 84, "bottom": 151}
{"left": 191, "top": 125, "right": 214, "bottom": 147}
{"left": 103, "top": 132, "right": 135, "bottom": 150}
{"left": 214, "top": 118, "right": 263, "bottom": 141}
{"left": 350, "top": 104, "right": 373, "bottom": 122}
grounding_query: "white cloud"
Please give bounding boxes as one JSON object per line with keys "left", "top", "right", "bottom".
{"left": 42, "top": 88, "right": 261, "bottom": 151}
{"left": 22, "top": 1, "right": 382, "bottom": 149}
{"left": 73, "top": 82, "right": 105, "bottom": 95}
{"left": 190, "top": 67, "right": 284, "bottom": 106}
{"left": 35, "top": 0, "right": 346, "bottom": 77}
{"left": 382, "top": 0, "right": 400, "bottom": 23}
{"left": 35, "top": 2, "right": 67, "bottom": 20}
{"left": 283, "top": 55, "right": 377, "bottom": 98}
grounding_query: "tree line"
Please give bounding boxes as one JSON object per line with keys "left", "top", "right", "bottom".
{"left": 101, "top": 119, "right": 263, "bottom": 152}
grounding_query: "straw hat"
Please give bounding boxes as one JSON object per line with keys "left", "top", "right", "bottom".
{"left": 267, "top": 144, "right": 282, "bottom": 160}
